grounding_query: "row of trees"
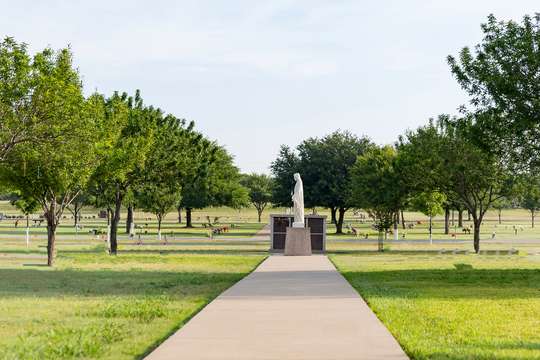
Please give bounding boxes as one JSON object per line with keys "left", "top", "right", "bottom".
{"left": 271, "top": 14, "right": 540, "bottom": 253}
{"left": 0, "top": 38, "right": 265, "bottom": 265}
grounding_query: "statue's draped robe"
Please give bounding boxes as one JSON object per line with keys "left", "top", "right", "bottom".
{"left": 292, "top": 175, "right": 304, "bottom": 226}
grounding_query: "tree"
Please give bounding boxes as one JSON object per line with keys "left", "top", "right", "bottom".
{"left": 66, "top": 191, "right": 90, "bottom": 228}
{"left": 10, "top": 193, "right": 39, "bottom": 247}
{"left": 271, "top": 131, "right": 373, "bottom": 234}
{"left": 351, "top": 146, "right": 407, "bottom": 251}
{"left": 270, "top": 145, "right": 300, "bottom": 208}
{"left": 241, "top": 173, "right": 273, "bottom": 222}
{"left": 398, "top": 117, "right": 515, "bottom": 253}
{"left": 411, "top": 191, "right": 446, "bottom": 244}
{"left": 180, "top": 145, "right": 247, "bottom": 228}
{"left": 0, "top": 38, "right": 69, "bottom": 162}
{"left": 0, "top": 46, "right": 99, "bottom": 265}
{"left": 518, "top": 175, "right": 540, "bottom": 228}
{"left": 491, "top": 197, "right": 512, "bottom": 225}
{"left": 135, "top": 116, "right": 197, "bottom": 240}
{"left": 89, "top": 90, "right": 157, "bottom": 255}
{"left": 447, "top": 14, "right": 540, "bottom": 169}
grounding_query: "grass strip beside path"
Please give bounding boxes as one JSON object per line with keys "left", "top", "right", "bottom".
{"left": 0, "top": 250, "right": 265, "bottom": 359}
{"left": 331, "top": 253, "right": 540, "bottom": 360}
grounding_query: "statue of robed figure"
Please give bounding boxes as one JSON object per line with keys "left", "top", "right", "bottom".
{"left": 292, "top": 173, "right": 304, "bottom": 228}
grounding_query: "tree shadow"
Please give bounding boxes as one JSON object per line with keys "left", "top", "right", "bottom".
{"left": 58, "top": 248, "right": 268, "bottom": 256}
{"left": 341, "top": 267, "right": 540, "bottom": 300}
{"left": 0, "top": 268, "right": 250, "bottom": 298}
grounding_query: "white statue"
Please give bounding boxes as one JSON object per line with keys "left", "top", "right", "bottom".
{"left": 292, "top": 173, "right": 304, "bottom": 228}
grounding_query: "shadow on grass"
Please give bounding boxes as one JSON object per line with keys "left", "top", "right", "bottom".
{"left": 328, "top": 249, "right": 445, "bottom": 255}
{"left": 340, "top": 267, "right": 540, "bottom": 299}
{"left": 424, "top": 341, "right": 540, "bottom": 360}
{"left": 57, "top": 248, "right": 268, "bottom": 256}
{"left": 0, "top": 267, "right": 250, "bottom": 298}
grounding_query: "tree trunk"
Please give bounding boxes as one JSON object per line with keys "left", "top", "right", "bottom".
{"left": 109, "top": 188, "right": 123, "bottom": 255}
{"left": 330, "top": 207, "right": 337, "bottom": 225}
{"left": 473, "top": 219, "right": 481, "bottom": 253}
{"left": 451, "top": 209, "right": 455, "bottom": 226}
{"left": 429, "top": 215, "right": 433, "bottom": 245}
{"left": 73, "top": 205, "right": 79, "bottom": 228}
{"left": 444, "top": 206, "right": 450, "bottom": 235}
{"left": 26, "top": 214, "right": 30, "bottom": 248}
{"left": 177, "top": 207, "right": 182, "bottom": 224}
{"left": 401, "top": 209, "right": 405, "bottom": 229}
{"left": 157, "top": 214, "right": 162, "bottom": 242}
{"left": 45, "top": 207, "right": 57, "bottom": 266}
{"left": 467, "top": 210, "right": 471, "bottom": 221}
{"left": 185, "top": 207, "right": 193, "bottom": 228}
{"left": 458, "top": 210, "right": 463, "bottom": 227}
{"left": 498, "top": 209, "right": 502, "bottom": 224}
{"left": 532, "top": 210, "right": 535, "bottom": 228}
{"left": 126, "top": 204, "right": 133, "bottom": 234}
{"left": 257, "top": 208, "right": 262, "bottom": 223}
{"left": 335, "top": 208, "right": 346, "bottom": 234}
{"left": 393, "top": 212, "right": 398, "bottom": 241}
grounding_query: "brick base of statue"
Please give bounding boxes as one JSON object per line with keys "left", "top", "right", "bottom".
{"left": 284, "top": 227, "right": 312, "bottom": 256}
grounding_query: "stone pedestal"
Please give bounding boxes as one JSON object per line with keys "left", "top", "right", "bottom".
{"left": 284, "top": 227, "right": 312, "bottom": 256}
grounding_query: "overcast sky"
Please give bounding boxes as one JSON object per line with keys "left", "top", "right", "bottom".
{"left": 1, "top": 1, "right": 538, "bottom": 173}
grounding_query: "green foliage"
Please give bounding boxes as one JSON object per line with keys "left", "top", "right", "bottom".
{"left": 240, "top": 173, "right": 273, "bottom": 222}
{"left": 411, "top": 191, "right": 446, "bottom": 218}
{"left": 351, "top": 145, "right": 405, "bottom": 232}
{"left": 271, "top": 130, "right": 373, "bottom": 233}
{"left": 0, "top": 37, "right": 64, "bottom": 161}
{"left": 10, "top": 193, "right": 38, "bottom": 215}
{"left": 517, "top": 174, "right": 540, "bottom": 227}
{"left": 134, "top": 116, "right": 197, "bottom": 232}
{"left": 0, "top": 42, "right": 100, "bottom": 264}
{"left": 180, "top": 145, "right": 248, "bottom": 211}
{"left": 398, "top": 117, "right": 515, "bottom": 251}
{"left": 269, "top": 145, "right": 299, "bottom": 207}
{"left": 448, "top": 14, "right": 540, "bottom": 168}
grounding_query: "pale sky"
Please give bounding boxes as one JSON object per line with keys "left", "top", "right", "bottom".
{"left": 1, "top": 1, "right": 538, "bottom": 173}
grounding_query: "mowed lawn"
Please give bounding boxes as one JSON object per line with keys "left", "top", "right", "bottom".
{"left": 331, "top": 253, "right": 540, "bottom": 360}
{"left": 0, "top": 247, "right": 265, "bottom": 360}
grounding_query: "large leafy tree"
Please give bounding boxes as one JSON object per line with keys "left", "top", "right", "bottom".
{"left": 351, "top": 146, "right": 406, "bottom": 251}
{"left": 517, "top": 174, "right": 540, "bottom": 228}
{"left": 180, "top": 145, "right": 248, "bottom": 228}
{"left": 10, "top": 192, "right": 39, "bottom": 247}
{"left": 241, "top": 173, "right": 273, "bottom": 223}
{"left": 0, "top": 38, "right": 67, "bottom": 161}
{"left": 135, "top": 116, "right": 198, "bottom": 239}
{"left": 89, "top": 90, "right": 157, "bottom": 255}
{"left": 0, "top": 46, "right": 100, "bottom": 265}
{"left": 447, "top": 14, "right": 540, "bottom": 169}
{"left": 398, "top": 117, "right": 515, "bottom": 252}
{"left": 270, "top": 145, "right": 299, "bottom": 207}
{"left": 271, "top": 131, "right": 373, "bottom": 234}
{"left": 411, "top": 191, "right": 447, "bottom": 244}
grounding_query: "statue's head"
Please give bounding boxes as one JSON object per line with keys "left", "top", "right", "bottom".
{"left": 293, "top": 173, "right": 301, "bottom": 181}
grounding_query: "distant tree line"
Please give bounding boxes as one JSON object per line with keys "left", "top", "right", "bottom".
{"left": 271, "top": 14, "right": 540, "bottom": 253}
{"left": 0, "top": 37, "right": 248, "bottom": 265}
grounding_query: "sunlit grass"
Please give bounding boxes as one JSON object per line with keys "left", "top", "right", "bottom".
{"left": 0, "top": 249, "right": 265, "bottom": 359}
{"left": 331, "top": 253, "right": 540, "bottom": 360}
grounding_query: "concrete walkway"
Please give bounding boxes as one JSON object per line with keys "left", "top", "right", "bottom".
{"left": 146, "top": 255, "right": 408, "bottom": 360}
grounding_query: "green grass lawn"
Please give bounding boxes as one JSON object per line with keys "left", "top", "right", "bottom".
{"left": 331, "top": 253, "right": 540, "bottom": 360}
{"left": 0, "top": 246, "right": 265, "bottom": 359}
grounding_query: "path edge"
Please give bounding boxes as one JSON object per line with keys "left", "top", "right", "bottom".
{"left": 138, "top": 254, "right": 269, "bottom": 359}
{"left": 327, "top": 255, "right": 410, "bottom": 359}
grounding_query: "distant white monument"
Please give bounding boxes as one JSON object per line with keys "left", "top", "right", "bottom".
{"left": 292, "top": 173, "right": 305, "bottom": 228}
